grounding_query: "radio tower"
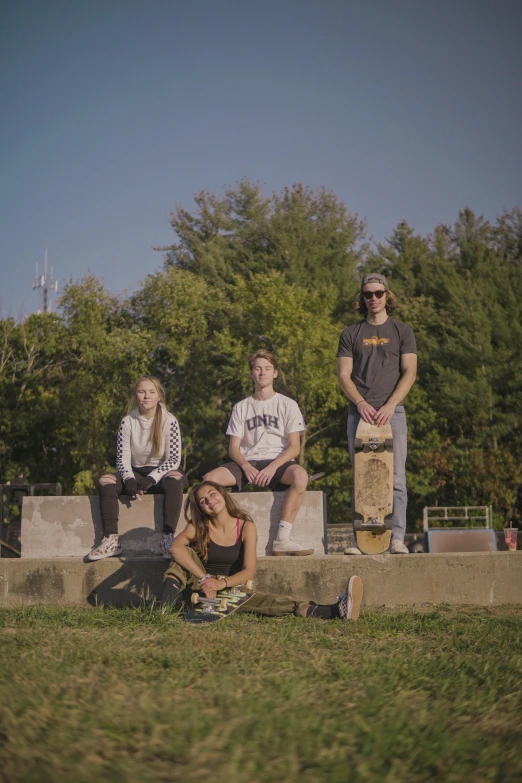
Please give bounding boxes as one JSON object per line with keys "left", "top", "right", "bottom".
{"left": 32, "top": 250, "right": 58, "bottom": 313}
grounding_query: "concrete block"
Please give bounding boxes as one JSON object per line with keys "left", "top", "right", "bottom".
{"left": 1, "top": 552, "right": 521, "bottom": 608}
{"left": 21, "top": 491, "right": 327, "bottom": 559}
{"left": 254, "top": 552, "right": 522, "bottom": 607}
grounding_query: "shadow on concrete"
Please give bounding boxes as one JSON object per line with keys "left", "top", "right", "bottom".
{"left": 84, "top": 528, "right": 165, "bottom": 608}
{"left": 85, "top": 496, "right": 165, "bottom": 559}
{"left": 265, "top": 492, "right": 286, "bottom": 555}
{"left": 264, "top": 488, "right": 328, "bottom": 556}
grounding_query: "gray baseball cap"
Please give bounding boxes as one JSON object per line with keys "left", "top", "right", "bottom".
{"left": 361, "top": 273, "right": 388, "bottom": 289}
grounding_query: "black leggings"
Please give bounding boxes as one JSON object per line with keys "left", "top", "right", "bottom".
{"left": 99, "top": 467, "right": 188, "bottom": 536}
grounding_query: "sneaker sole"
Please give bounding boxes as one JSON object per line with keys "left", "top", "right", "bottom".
{"left": 272, "top": 549, "right": 315, "bottom": 556}
{"left": 347, "top": 576, "right": 363, "bottom": 621}
{"left": 86, "top": 549, "right": 123, "bottom": 561}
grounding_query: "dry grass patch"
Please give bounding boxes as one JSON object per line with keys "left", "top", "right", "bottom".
{"left": 0, "top": 605, "right": 521, "bottom": 782}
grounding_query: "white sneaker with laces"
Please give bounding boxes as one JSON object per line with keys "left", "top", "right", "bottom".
{"left": 87, "top": 534, "right": 122, "bottom": 561}
{"left": 272, "top": 539, "right": 314, "bottom": 556}
{"left": 390, "top": 539, "right": 409, "bottom": 554}
{"left": 161, "top": 532, "right": 173, "bottom": 559}
{"left": 337, "top": 576, "right": 363, "bottom": 621}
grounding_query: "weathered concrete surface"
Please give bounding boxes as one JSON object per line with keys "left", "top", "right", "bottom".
{"left": 21, "top": 492, "right": 327, "bottom": 559}
{"left": 327, "top": 525, "right": 522, "bottom": 553}
{"left": 1, "top": 552, "right": 521, "bottom": 608}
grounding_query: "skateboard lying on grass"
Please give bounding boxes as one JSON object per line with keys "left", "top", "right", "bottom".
{"left": 185, "top": 581, "right": 254, "bottom": 624}
{"left": 353, "top": 420, "right": 393, "bottom": 554}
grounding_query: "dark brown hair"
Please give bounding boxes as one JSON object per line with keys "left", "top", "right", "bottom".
{"left": 185, "top": 481, "right": 253, "bottom": 562}
{"left": 248, "top": 350, "right": 278, "bottom": 372}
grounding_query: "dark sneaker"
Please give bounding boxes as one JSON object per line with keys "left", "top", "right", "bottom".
{"left": 161, "top": 532, "right": 174, "bottom": 559}
{"left": 338, "top": 576, "right": 363, "bottom": 621}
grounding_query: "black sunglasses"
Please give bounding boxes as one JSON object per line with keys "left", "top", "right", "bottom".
{"left": 363, "top": 289, "right": 386, "bottom": 300}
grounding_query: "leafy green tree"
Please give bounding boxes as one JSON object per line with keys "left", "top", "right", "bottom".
{"left": 0, "top": 313, "right": 68, "bottom": 484}
{"left": 371, "top": 210, "right": 522, "bottom": 525}
{"left": 128, "top": 266, "right": 243, "bottom": 478}
{"left": 3, "top": 188, "right": 522, "bottom": 531}
{"left": 162, "top": 180, "right": 365, "bottom": 309}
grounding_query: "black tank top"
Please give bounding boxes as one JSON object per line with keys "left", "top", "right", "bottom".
{"left": 206, "top": 519, "right": 245, "bottom": 577}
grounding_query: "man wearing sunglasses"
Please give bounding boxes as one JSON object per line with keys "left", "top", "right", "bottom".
{"left": 337, "top": 273, "right": 417, "bottom": 555}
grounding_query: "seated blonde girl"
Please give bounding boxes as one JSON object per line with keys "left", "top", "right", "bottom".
{"left": 87, "top": 376, "right": 188, "bottom": 561}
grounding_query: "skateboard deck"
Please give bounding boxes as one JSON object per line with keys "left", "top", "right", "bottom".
{"left": 353, "top": 420, "right": 393, "bottom": 554}
{"left": 185, "top": 581, "right": 254, "bottom": 624}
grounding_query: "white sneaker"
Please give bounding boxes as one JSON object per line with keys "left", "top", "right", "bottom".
{"left": 86, "top": 535, "right": 122, "bottom": 561}
{"left": 390, "top": 539, "right": 409, "bottom": 554}
{"left": 272, "top": 539, "right": 314, "bottom": 556}
{"left": 161, "top": 532, "right": 174, "bottom": 559}
{"left": 337, "top": 576, "right": 363, "bottom": 621}
{"left": 344, "top": 546, "right": 362, "bottom": 555}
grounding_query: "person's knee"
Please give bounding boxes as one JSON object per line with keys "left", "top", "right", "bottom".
{"left": 165, "top": 470, "right": 183, "bottom": 480}
{"left": 203, "top": 469, "right": 218, "bottom": 482}
{"left": 394, "top": 477, "right": 407, "bottom": 494}
{"left": 99, "top": 474, "right": 117, "bottom": 487}
{"left": 290, "top": 467, "right": 308, "bottom": 493}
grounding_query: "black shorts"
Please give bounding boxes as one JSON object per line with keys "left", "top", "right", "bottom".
{"left": 220, "top": 459, "right": 296, "bottom": 491}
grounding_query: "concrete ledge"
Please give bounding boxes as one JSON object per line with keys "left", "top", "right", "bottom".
{"left": 327, "top": 524, "right": 522, "bottom": 554}
{"left": 1, "top": 552, "right": 521, "bottom": 608}
{"left": 21, "top": 491, "right": 327, "bottom": 559}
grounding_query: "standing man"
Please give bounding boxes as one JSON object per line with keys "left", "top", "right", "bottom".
{"left": 204, "top": 350, "right": 313, "bottom": 556}
{"left": 337, "top": 274, "right": 417, "bottom": 554}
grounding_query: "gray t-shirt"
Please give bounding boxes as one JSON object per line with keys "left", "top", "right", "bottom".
{"left": 337, "top": 318, "right": 417, "bottom": 409}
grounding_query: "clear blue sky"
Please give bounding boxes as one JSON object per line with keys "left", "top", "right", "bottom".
{"left": 1, "top": 0, "right": 521, "bottom": 317}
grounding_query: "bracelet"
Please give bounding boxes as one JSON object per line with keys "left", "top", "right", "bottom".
{"left": 355, "top": 399, "right": 365, "bottom": 407}
{"left": 223, "top": 577, "right": 228, "bottom": 588}
{"left": 198, "top": 574, "right": 212, "bottom": 584}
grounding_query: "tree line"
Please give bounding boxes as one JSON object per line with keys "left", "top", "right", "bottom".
{"left": 2, "top": 181, "right": 521, "bottom": 530}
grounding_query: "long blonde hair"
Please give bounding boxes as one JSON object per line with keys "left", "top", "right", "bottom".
{"left": 185, "top": 481, "right": 253, "bottom": 563}
{"left": 128, "top": 376, "right": 166, "bottom": 457}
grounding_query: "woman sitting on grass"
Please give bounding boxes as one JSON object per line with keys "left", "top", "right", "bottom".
{"left": 87, "top": 376, "right": 188, "bottom": 561}
{"left": 162, "top": 481, "right": 363, "bottom": 620}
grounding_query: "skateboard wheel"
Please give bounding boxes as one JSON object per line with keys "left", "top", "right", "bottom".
{"left": 385, "top": 438, "right": 393, "bottom": 449}
{"left": 191, "top": 593, "right": 200, "bottom": 606}
{"left": 245, "top": 580, "right": 253, "bottom": 591}
{"left": 354, "top": 437, "right": 363, "bottom": 449}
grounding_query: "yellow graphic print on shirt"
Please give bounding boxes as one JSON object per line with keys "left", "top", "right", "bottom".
{"left": 362, "top": 337, "right": 391, "bottom": 347}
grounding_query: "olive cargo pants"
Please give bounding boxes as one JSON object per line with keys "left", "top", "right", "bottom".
{"left": 164, "top": 549, "right": 310, "bottom": 617}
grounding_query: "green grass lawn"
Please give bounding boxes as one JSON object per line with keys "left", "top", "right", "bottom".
{"left": 1, "top": 605, "right": 521, "bottom": 783}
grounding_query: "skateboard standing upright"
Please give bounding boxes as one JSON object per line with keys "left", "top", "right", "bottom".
{"left": 353, "top": 420, "right": 393, "bottom": 554}
{"left": 185, "top": 581, "right": 254, "bottom": 625}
